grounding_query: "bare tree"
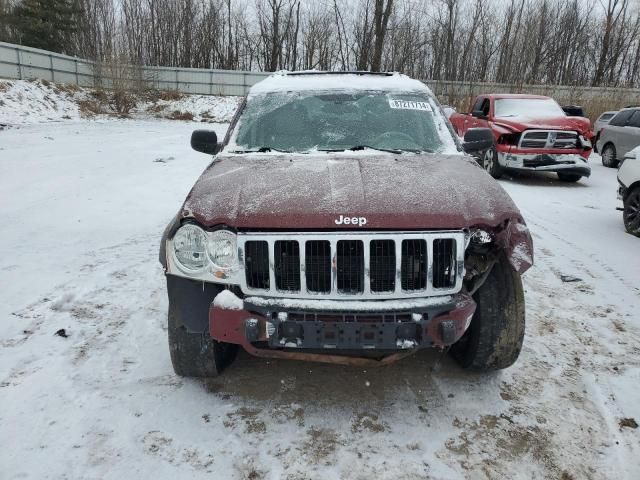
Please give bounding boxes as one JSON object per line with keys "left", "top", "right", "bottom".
{"left": 7, "top": 0, "right": 640, "bottom": 88}
{"left": 370, "top": 0, "right": 393, "bottom": 71}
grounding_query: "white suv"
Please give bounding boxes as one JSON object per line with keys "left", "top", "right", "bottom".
{"left": 598, "top": 107, "right": 640, "bottom": 168}
{"left": 618, "top": 146, "right": 640, "bottom": 236}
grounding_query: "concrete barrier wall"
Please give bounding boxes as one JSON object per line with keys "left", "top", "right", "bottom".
{"left": 0, "top": 42, "right": 269, "bottom": 96}
{"left": 3, "top": 41, "right": 640, "bottom": 113}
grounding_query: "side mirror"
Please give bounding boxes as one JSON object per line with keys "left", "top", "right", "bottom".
{"left": 463, "top": 128, "right": 494, "bottom": 154}
{"left": 471, "top": 109, "right": 487, "bottom": 120}
{"left": 191, "top": 130, "right": 222, "bottom": 155}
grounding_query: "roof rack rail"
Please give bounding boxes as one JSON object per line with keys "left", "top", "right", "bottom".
{"left": 285, "top": 71, "right": 395, "bottom": 77}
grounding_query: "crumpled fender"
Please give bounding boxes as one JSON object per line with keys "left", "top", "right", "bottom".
{"left": 493, "top": 218, "right": 534, "bottom": 274}
{"left": 490, "top": 122, "right": 520, "bottom": 136}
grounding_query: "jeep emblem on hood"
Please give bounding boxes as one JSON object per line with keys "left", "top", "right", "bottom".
{"left": 335, "top": 215, "right": 367, "bottom": 227}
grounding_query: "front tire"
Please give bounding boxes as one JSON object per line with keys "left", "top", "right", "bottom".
{"left": 450, "top": 253, "right": 525, "bottom": 371}
{"left": 168, "top": 301, "right": 237, "bottom": 377}
{"left": 601, "top": 144, "right": 619, "bottom": 168}
{"left": 623, "top": 186, "right": 640, "bottom": 237}
{"left": 557, "top": 172, "right": 582, "bottom": 182}
{"left": 481, "top": 147, "right": 504, "bottom": 178}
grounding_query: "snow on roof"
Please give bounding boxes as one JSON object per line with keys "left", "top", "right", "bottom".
{"left": 626, "top": 145, "right": 640, "bottom": 158}
{"left": 249, "top": 71, "right": 432, "bottom": 95}
{"left": 491, "top": 93, "right": 552, "bottom": 100}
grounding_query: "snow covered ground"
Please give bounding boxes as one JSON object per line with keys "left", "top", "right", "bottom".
{"left": 1, "top": 119, "right": 639, "bottom": 479}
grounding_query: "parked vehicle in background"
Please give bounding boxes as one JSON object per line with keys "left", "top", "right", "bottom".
{"left": 449, "top": 94, "right": 593, "bottom": 182}
{"left": 597, "top": 107, "right": 640, "bottom": 168}
{"left": 441, "top": 104, "right": 456, "bottom": 119}
{"left": 593, "top": 111, "right": 618, "bottom": 152}
{"left": 160, "top": 72, "right": 534, "bottom": 377}
{"left": 618, "top": 146, "right": 640, "bottom": 237}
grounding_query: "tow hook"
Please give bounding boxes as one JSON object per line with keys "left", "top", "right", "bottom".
{"left": 439, "top": 320, "right": 456, "bottom": 344}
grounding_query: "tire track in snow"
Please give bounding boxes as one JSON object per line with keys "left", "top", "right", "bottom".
{"left": 520, "top": 206, "right": 640, "bottom": 298}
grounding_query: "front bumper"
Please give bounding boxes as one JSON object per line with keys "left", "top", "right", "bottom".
{"left": 498, "top": 152, "right": 591, "bottom": 177}
{"left": 617, "top": 181, "right": 627, "bottom": 211}
{"left": 209, "top": 291, "right": 476, "bottom": 364}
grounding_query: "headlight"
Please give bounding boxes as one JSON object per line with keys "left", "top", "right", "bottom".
{"left": 207, "top": 230, "right": 237, "bottom": 269}
{"left": 172, "top": 224, "right": 208, "bottom": 272}
{"left": 469, "top": 228, "right": 493, "bottom": 245}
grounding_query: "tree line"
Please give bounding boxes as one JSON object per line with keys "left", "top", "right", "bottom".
{"left": 1, "top": 0, "right": 640, "bottom": 88}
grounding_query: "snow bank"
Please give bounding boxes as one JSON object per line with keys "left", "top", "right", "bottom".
{"left": 0, "top": 79, "right": 86, "bottom": 125}
{"left": 0, "top": 79, "right": 242, "bottom": 126}
{"left": 149, "top": 94, "right": 240, "bottom": 123}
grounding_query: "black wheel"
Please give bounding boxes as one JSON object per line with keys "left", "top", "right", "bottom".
{"left": 450, "top": 253, "right": 525, "bottom": 371}
{"left": 168, "top": 300, "right": 237, "bottom": 377}
{"left": 481, "top": 146, "right": 504, "bottom": 179}
{"left": 601, "top": 144, "right": 619, "bottom": 168}
{"left": 623, "top": 186, "right": 640, "bottom": 237}
{"left": 557, "top": 173, "right": 582, "bottom": 182}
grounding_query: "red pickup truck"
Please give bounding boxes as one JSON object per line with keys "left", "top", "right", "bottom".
{"left": 449, "top": 94, "right": 593, "bottom": 182}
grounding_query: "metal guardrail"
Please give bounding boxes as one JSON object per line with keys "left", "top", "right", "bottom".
{"left": 2, "top": 41, "right": 640, "bottom": 102}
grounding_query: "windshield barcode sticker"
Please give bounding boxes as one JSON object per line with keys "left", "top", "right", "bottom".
{"left": 388, "top": 99, "right": 432, "bottom": 111}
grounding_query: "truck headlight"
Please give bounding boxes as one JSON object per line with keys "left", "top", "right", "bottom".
{"left": 172, "top": 224, "right": 208, "bottom": 272}
{"left": 208, "top": 230, "right": 237, "bottom": 269}
{"left": 578, "top": 135, "right": 592, "bottom": 149}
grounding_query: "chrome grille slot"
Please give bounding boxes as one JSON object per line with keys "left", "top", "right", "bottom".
{"left": 520, "top": 131, "right": 548, "bottom": 148}
{"left": 245, "top": 241, "right": 270, "bottom": 289}
{"left": 337, "top": 240, "right": 364, "bottom": 294}
{"left": 274, "top": 240, "right": 300, "bottom": 291}
{"left": 433, "top": 238, "right": 457, "bottom": 289}
{"left": 401, "top": 239, "right": 427, "bottom": 291}
{"left": 370, "top": 240, "right": 396, "bottom": 292}
{"left": 238, "top": 231, "right": 465, "bottom": 299}
{"left": 305, "top": 240, "right": 331, "bottom": 293}
{"left": 553, "top": 131, "right": 578, "bottom": 149}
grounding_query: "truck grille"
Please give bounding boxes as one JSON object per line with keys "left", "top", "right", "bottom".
{"left": 519, "top": 130, "right": 578, "bottom": 149}
{"left": 240, "top": 231, "right": 465, "bottom": 299}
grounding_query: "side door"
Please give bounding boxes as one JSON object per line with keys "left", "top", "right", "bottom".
{"left": 621, "top": 110, "right": 640, "bottom": 157}
{"left": 604, "top": 109, "right": 634, "bottom": 158}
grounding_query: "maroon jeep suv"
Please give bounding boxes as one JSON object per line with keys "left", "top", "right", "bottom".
{"left": 160, "top": 72, "right": 533, "bottom": 377}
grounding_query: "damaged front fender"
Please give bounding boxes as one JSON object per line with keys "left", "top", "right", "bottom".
{"left": 494, "top": 218, "right": 534, "bottom": 274}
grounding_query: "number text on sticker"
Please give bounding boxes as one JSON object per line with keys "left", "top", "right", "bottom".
{"left": 388, "top": 99, "right": 432, "bottom": 111}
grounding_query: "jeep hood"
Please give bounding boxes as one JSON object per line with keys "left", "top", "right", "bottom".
{"left": 492, "top": 116, "right": 591, "bottom": 134}
{"left": 182, "top": 153, "right": 524, "bottom": 230}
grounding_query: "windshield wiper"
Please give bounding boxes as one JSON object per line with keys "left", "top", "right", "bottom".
{"left": 319, "top": 145, "right": 403, "bottom": 154}
{"left": 230, "top": 146, "right": 296, "bottom": 153}
{"left": 319, "top": 145, "right": 435, "bottom": 154}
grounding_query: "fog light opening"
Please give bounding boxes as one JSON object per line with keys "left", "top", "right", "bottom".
{"left": 245, "top": 318, "right": 260, "bottom": 342}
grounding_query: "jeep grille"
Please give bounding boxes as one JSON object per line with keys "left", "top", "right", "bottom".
{"left": 239, "top": 231, "right": 465, "bottom": 299}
